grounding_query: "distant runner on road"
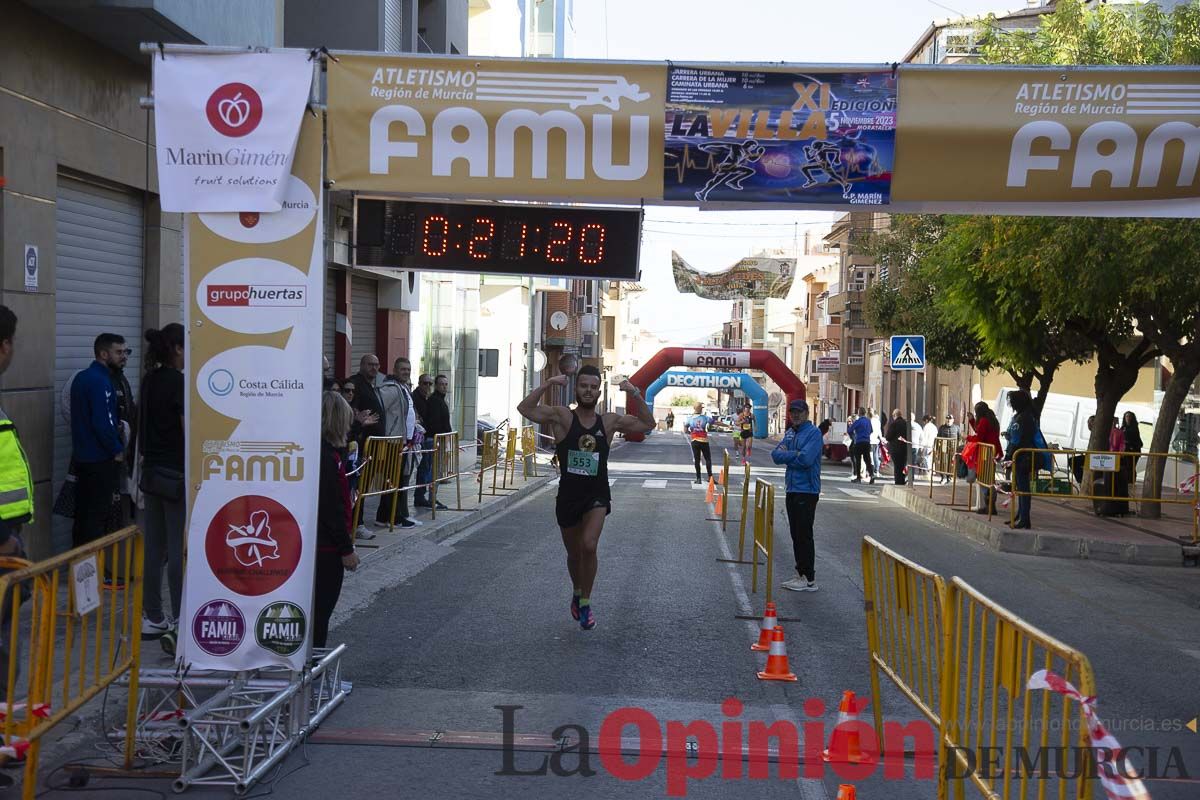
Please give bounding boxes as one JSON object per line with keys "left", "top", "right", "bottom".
{"left": 518, "top": 367, "right": 654, "bottom": 630}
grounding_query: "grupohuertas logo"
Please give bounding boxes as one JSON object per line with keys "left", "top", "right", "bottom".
{"left": 256, "top": 601, "right": 306, "bottom": 656}
{"left": 206, "top": 82, "right": 264, "bottom": 138}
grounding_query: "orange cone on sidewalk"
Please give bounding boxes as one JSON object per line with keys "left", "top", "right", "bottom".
{"left": 835, "top": 786, "right": 857, "bottom": 800}
{"left": 715, "top": 491, "right": 725, "bottom": 516}
{"left": 706, "top": 477, "right": 715, "bottom": 502}
{"left": 756, "top": 627, "right": 797, "bottom": 681}
{"left": 823, "top": 690, "right": 869, "bottom": 763}
{"left": 751, "top": 602, "right": 779, "bottom": 651}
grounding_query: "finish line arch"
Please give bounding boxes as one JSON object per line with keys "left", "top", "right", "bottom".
{"left": 646, "top": 371, "right": 768, "bottom": 439}
{"left": 626, "top": 347, "right": 805, "bottom": 443}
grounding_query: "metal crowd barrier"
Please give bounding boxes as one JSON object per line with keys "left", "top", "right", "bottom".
{"left": 926, "top": 437, "right": 960, "bottom": 499}
{"left": 520, "top": 426, "right": 538, "bottom": 478}
{"left": 860, "top": 537, "right": 1099, "bottom": 800}
{"left": 969, "top": 442, "right": 999, "bottom": 521}
{"left": 431, "top": 431, "right": 468, "bottom": 520}
{"left": 351, "top": 435, "right": 409, "bottom": 531}
{"left": 749, "top": 479, "right": 775, "bottom": 605}
{"left": 501, "top": 427, "right": 519, "bottom": 489}
{"left": 1010, "top": 447, "right": 1199, "bottom": 540}
{"left": 861, "top": 536, "right": 947, "bottom": 750}
{"left": 939, "top": 577, "right": 1095, "bottom": 800}
{"left": 0, "top": 526, "right": 144, "bottom": 799}
{"left": 714, "top": 450, "right": 754, "bottom": 566}
{"left": 478, "top": 429, "right": 504, "bottom": 501}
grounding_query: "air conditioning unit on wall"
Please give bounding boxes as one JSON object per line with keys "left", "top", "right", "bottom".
{"left": 377, "top": 271, "right": 420, "bottom": 312}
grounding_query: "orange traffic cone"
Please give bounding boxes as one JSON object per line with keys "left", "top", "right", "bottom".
{"left": 714, "top": 491, "right": 725, "bottom": 516}
{"left": 719, "top": 471, "right": 727, "bottom": 486}
{"left": 835, "top": 786, "right": 857, "bottom": 800}
{"left": 706, "top": 477, "right": 715, "bottom": 502}
{"left": 823, "top": 690, "right": 869, "bottom": 763}
{"left": 751, "top": 602, "right": 779, "bottom": 651}
{"left": 756, "top": 627, "right": 797, "bottom": 682}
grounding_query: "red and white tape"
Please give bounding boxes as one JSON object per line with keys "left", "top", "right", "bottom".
{"left": 1027, "top": 670, "right": 1150, "bottom": 800}
{"left": 0, "top": 702, "right": 49, "bottom": 723}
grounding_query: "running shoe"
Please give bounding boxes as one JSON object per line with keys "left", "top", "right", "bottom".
{"left": 578, "top": 604, "right": 596, "bottom": 630}
{"left": 570, "top": 594, "right": 580, "bottom": 621}
{"left": 141, "top": 615, "right": 170, "bottom": 637}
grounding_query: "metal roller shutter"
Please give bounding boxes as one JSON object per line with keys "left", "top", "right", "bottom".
{"left": 350, "top": 275, "right": 377, "bottom": 367}
{"left": 53, "top": 176, "right": 144, "bottom": 552}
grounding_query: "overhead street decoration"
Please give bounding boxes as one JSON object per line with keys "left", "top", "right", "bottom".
{"left": 672, "top": 252, "right": 795, "bottom": 300}
{"left": 665, "top": 66, "right": 896, "bottom": 205}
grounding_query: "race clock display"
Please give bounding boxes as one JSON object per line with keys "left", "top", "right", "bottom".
{"left": 354, "top": 199, "right": 642, "bottom": 280}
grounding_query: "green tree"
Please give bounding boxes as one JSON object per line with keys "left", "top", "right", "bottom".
{"left": 670, "top": 394, "right": 699, "bottom": 407}
{"left": 969, "top": 0, "right": 1200, "bottom": 513}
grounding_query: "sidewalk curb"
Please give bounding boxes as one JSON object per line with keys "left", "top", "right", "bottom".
{"left": 881, "top": 484, "right": 1184, "bottom": 567}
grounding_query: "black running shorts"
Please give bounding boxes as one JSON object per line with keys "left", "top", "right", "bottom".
{"left": 555, "top": 494, "right": 611, "bottom": 529}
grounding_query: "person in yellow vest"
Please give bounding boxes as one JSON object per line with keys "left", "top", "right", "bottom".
{"left": 0, "top": 305, "right": 32, "bottom": 753}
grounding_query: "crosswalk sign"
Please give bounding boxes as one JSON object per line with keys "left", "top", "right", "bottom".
{"left": 890, "top": 335, "right": 925, "bottom": 370}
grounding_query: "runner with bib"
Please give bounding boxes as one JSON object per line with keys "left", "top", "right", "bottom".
{"left": 518, "top": 366, "right": 654, "bottom": 630}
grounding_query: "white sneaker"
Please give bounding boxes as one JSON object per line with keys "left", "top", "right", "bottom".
{"left": 355, "top": 525, "right": 377, "bottom": 540}
{"left": 141, "top": 615, "right": 171, "bottom": 636}
{"left": 782, "top": 577, "right": 818, "bottom": 592}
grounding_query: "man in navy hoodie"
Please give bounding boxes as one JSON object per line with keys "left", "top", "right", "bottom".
{"left": 70, "top": 334, "right": 125, "bottom": 549}
{"left": 773, "top": 400, "right": 824, "bottom": 593}
{"left": 848, "top": 406, "right": 876, "bottom": 484}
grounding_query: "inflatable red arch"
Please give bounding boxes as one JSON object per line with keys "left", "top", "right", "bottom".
{"left": 625, "top": 347, "right": 806, "bottom": 442}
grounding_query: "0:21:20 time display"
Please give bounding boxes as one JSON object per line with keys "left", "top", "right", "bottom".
{"left": 388, "top": 210, "right": 608, "bottom": 266}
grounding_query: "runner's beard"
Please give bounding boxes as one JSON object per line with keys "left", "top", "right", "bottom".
{"left": 576, "top": 392, "right": 597, "bottom": 410}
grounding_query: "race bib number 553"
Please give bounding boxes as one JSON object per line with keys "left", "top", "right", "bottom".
{"left": 567, "top": 450, "right": 600, "bottom": 477}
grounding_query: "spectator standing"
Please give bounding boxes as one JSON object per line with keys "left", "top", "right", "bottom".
{"left": 138, "top": 324, "right": 186, "bottom": 641}
{"left": 664, "top": 409, "right": 674, "bottom": 432}
{"left": 848, "top": 407, "right": 875, "bottom": 484}
{"left": 104, "top": 335, "right": 137, "bottom": 526}
{"left": 921, "top": 414, "right": 940, "bottom": 480}
{"left": 377, "top": 357, "right": 420, "bottom": 528}
{"left": 347, "top": 355, "right": 385, "bottom": 448}
{"left": 314, "top": 391, "right": 359, "bottom": 648}
{"left": 413, "top": 374, "right": 437, "bottom": 507}
{"left": 422, "top": 374, "right": 454, "bottom": 505}
{"left": 1005, "top": 390, "right": 1037, "bottom": 529}
{"left": 70, "top": 334, "right": 125, "bottom": 551}
{"left": 1121, "top": 411, "right": 1143, "bottom": 476}
{"left": 939, "top": 413, "right": 961, "bottom": 442}
{"left": 773, "top": 400, "right": 822, "bottom": 593}
{"left": 967, "top": 402, "right": 1003, "bottom": 515}
{"left": 885, "top": 408, "right": 910, "bottom": 486}
{"left": 0, "top": 307, "right": 34, "bottom": 706}
{"left": 869, "top": 409, "right": 883, "bottom": 475}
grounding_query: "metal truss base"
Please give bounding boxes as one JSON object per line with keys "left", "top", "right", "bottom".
{"left": 118, "top": 645, "right": 348, "bottom": 795}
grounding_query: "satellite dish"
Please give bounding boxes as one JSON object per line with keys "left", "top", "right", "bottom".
{"left": 769, "top": 391, "right": 783, "bottom": 407}
{"left": 532, "top": 349, "right": 547, "bottom": 372}
{"left": 550, "top": 311, "right": 569, "bottom": 331}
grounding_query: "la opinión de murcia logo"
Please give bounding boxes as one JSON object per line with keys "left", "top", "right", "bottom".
{"left": 225, "top": 509, "right": 280, "bottom": 568}
{"left": 206, "top": 82, "right": 264, "bottom": 138}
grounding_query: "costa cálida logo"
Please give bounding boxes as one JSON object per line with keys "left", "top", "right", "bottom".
{"left": 207, "top": 83, "right": 264, "bottom": 137}
{"left": 207, "top": 284, "right": 307, "bottom": 307}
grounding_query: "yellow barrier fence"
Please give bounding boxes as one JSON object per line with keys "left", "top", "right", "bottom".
{"left": 501, "top": 427, "right": 519, "bottom": 489}
{"left": 521, "top": 426, "right": 538, "bottom": 478}
{"left": 1010, "top": 447, "right": 1199, "bottom": 541}
{"left": 351, "top": 435, "right": 408, "bottom": 531}
{"left": 478, "top": 429, "right": 503, "bottom": 502}
{"left": 966, "top": 442, "right": 998, "bottom": 521}
{"left": 861, "top": 536, "right": 947, "bottom": 750}
{"left": 431, "top": 431, "right": 467, "bottom": 520}
{"left": 931, "top": 437, "right": 960, "bottom": 500}
{"left": 749, "top": 479, "right": 775, "bottom": 605}
{"left": 714, "top": 455, "right": 754, "bottom": 566}
{"left": 0, "top": 526, "right": 144, "bottom": 799}
{"left": 939, "top": 577, "right": 1095, "bottom": 800}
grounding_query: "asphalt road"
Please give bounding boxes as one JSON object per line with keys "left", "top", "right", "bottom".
{"left": 40, "top": 430, "right": 1200, "bottom": 799}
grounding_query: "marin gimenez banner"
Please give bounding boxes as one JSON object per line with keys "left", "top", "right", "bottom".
{"left": 664, "top": 65, "right": 896, "bottom": 205}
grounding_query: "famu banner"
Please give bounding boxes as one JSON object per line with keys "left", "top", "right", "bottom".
{"left": 326, "top": 54, "right": 666, "bottom": 201}
{"left": 665, "top": 65, "right": 896, "bottom": 205}
{"left": 178, "top": 114, "right": 323, "bottom": 671}
{"left": 153, "top": 51, "right": 313, "bottom": 213}
{"left": 892, "top": 66, "right": 1200, "bottom": 216}
{"left": 673, "top": 252, "right": 794, "bottom": 300}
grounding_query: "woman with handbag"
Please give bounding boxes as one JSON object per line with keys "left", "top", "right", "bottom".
{"left": 138, "top": 324, "right": 186, "bottom": 643}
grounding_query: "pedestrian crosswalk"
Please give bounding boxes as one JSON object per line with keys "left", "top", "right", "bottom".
{"left": 546, "top": 475, "right": 882, "bottom": 502}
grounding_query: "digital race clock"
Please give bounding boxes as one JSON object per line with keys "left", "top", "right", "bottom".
{"left": 354, "top": 199, "right": 642, "bottom": 280}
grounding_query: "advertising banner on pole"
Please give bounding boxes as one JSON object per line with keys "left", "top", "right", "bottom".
{"left": 892, "top": 66, "right": 1200, "bottom": 216}
{"left": 153, "top": 51, "right": 314, "bottom": 213}
{"left": 672, "top": 252, "right": 794, "bottom": 300}
{"left": 664, "top": 65, "right": 896, "bottom": 205}
{"left": 326, "top": 54, "right": 666, "bottom": 201}
{"left": 178, "top": 115, "right": 323, "bottom": 671}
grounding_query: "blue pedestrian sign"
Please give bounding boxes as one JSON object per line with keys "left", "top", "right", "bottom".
{"left": 890, "top": 335, "right": 925, "bottom": 370}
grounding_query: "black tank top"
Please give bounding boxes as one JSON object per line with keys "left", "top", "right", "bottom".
{"left": 555, "top": 411, "right": 610, "bottom": 500}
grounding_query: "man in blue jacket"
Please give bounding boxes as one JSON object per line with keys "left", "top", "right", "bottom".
{"left": 848, "top": 406, "right": 876, "bottom": 484}
{"left": 773, "top": 399, "right": 823, "bottom": 592}
{"left": 70, "top": 334, "right": 125, "bottom": 549}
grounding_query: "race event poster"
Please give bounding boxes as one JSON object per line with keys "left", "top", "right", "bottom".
{"left": 664, "top": 65, "right": 896, "bottom": 205}
{"left": 672, "top": 252, "right": 795, "bottom": 300}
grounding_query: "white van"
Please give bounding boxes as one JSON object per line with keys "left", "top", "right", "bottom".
{"left": 992, "top": 388, "right": 1155, "bottom": 453}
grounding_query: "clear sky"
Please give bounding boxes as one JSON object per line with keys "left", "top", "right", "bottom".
{"left": 568, "top": 0, "right": 1019, "bottom": 343}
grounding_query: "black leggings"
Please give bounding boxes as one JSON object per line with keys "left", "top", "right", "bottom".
{"left": 850, "top": 442, "right": 875, "bottom": 479}
{"left": 312, "top": 549, "right": 345, "bottom": 649}
{"left": 691, "top": 440, "right": 712, "bottom": 481}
